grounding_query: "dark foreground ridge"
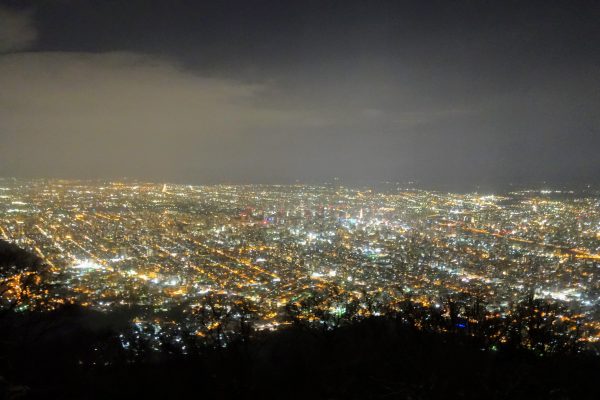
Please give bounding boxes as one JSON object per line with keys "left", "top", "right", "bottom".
{"left": 1, "top": 306, "right": 599, "bottom": 400}
{"left": 0, "top": 239, "right": 42, "bottom": 271}
{"left": 1, "top": 240, "right": 599, "bottom": 399}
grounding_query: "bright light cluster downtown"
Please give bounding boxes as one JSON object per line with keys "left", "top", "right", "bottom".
{"left": 1, "top": 178, "right": 600, "bottom": 352}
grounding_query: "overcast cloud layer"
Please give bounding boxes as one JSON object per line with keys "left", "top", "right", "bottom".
{"left": 0, "top": 6, "right": 36, "bottom": 52}
{"left": 0, "top": 0, "right": 599, "bottom": 188}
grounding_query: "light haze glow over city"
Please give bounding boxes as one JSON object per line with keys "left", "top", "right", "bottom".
{"left": 1, "top": 1, "right": 600, "bottom": 397}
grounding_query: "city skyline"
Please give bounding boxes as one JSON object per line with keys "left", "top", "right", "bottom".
{"left": 2, "top": 2, "right": 600, "bottom": 397}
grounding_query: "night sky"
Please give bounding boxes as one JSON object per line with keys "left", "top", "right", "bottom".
{"left": 1, "top": 0, "right": 599, "bottom": 188}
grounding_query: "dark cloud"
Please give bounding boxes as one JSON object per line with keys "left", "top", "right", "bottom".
{"left": 0, "top": 0, "right": 599, "bottom": 187}
{"left": 0, "top": 5, "right": 36, "bottom": 52}
{"left": 0, "top": 51, "right": 325, "bottom": 181}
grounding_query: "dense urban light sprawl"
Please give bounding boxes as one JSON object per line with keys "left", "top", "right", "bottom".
{"left": 2, "top": 178, "right": 600, "bottom": 348}
{"left": 1, "top": 1, "right": 600, "bottom": 398}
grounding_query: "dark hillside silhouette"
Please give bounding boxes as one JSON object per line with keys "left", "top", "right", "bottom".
{"left": 0, "top": 310, "right": 598, "bottom": 400}
{"left": 0, "top": 239, "right": 42, "bottom": 270}
{"left": 1, "top": 241, "right": 600, "bottom": 399}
